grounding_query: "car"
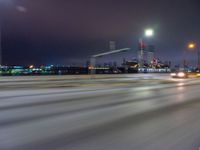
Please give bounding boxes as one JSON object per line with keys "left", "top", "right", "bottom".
{"left": 170, "top": 71, "right": 188, "bottom": 78}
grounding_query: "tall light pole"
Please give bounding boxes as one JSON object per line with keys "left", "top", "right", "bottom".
{"left": 139, "top": 28, "right": 154, "bottom": 68}
{"left": 188, "top": 42, "right": 200, "bottom": 70}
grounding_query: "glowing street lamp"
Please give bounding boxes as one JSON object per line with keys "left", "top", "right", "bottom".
{"left": 139, "top": 28, "right": 154, "bottom": 68}
{"left": 187, "top": 42, "right": 200, "bottom": 69}
{"left": 145, "top": 28, "right": 154, "bottom": 37}
{"left": 188, "top": 43, "right": 196, "bottom": 49}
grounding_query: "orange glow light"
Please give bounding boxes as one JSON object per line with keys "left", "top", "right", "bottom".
{"left": 188, "top": 43, "right": 196, "bottom": 49}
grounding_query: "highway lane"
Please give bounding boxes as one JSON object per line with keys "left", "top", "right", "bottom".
{"left": 0, "top": 74, "right": 200, "bottom": 150}
{"left": 0, "top": 74, "right": 171, "bottom": 90}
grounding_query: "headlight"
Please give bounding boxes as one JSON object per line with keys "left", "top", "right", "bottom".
{"left": 196, "top": 73, "right": 200, "bottom": 77}
{"left": 177, "top": 72, "right": 185, "bottom": 77}
{"left": 170, "top": 73, "right": 176, "bottom": 76}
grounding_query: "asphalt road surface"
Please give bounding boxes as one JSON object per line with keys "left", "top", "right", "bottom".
{"left": 1, "top": 74, "right": 200, "bottom": 150}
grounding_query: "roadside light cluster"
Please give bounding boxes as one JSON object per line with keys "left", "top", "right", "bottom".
{"left": 177, "top": 72, "right": 186, "bottom": 77}
{"left": 170, "top": 73, "right": 176, "bottom": 76}
{"left": 29, "top": 65, "right": 34, "bottom": 69}
{"left": 170, "top": 72, "right": 187, "bottom": 78}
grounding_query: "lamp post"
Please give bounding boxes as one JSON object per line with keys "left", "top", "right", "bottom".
{"left": 139, "top": 28, "right": 154, "bottom": 68}
{"left": 188, "top": 42, "right": 200, "bottom": 70}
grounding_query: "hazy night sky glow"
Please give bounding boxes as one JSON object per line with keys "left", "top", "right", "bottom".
{"left": 1, "top": 0, "right": 200, "bottom": 66}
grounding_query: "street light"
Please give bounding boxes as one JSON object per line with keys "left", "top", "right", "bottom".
{"left": 139, "top": 28, "right": 154, "bottom": 68}
{"left": 188, "top": 43, "right": 196, "bottom": 49}
{"left": 145, "top": 28, "right": 154, "bottom": 37}
{"left": 187, "top": 42, "right": 200, "bottom": 69}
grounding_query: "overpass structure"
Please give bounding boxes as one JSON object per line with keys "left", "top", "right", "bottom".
{"left": 90, "top": 48, "right": 131, "bottom": 74}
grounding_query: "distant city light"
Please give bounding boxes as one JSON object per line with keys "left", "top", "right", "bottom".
{"left": 29, "top": 65, "right": 34, "bottom": 69}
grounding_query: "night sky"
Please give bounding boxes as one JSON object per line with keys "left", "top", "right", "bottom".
{"left": 1, "top": 0, "right": 200, "bottom": 66}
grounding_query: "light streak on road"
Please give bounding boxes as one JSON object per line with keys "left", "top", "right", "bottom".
{"left": 0, "top": 74, "right": 200, "bottom": 150}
